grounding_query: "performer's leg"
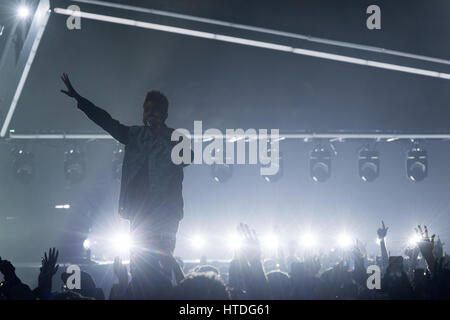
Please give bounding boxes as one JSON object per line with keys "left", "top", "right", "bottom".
{"left": 129, "top": 217, "right": 179, "bottom": 282}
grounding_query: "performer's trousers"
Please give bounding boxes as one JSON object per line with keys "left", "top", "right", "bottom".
{"left": 128, "top": 215, "right": 180, "bottom": 282}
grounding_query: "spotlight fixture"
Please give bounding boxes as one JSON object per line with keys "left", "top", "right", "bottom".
{"left": 83, "top": 238, "right": 91, "bottom": 250}
{"left": 17, "top": 6, "right": 30, "bottom": 19}
{"left": 408, "top": 234, "right": 421, "bottom": 247}
{"left": 300, "top": 233, "right": 317, "bottom": 248}
{"left": 190, "top": 235, "right": 206, "bottom": 250}
{"left": 262, "top": 234, "right": 279, "bottom": 251}
{"left": 310, "top": 147, "right": 331, "bottom": 182}
{"left": 337, "top": 233, "right": 352, "bottom": 249}
{"left": 211, "top": 163, "right": 233, "bottom": 183}
{"left": 407, "top": 147, "right": 427, "bottom": 182}
{"left": 359, "top": 149, "right": 379, "bottom": 182}
{"left": 64, "top": 148, "right": 86, "bottom": 183}
{"left": 12, "top": 148, "right": 35, "bottom": 184}
{"left": 111, "top": 232, "right": 132, "bottom": 254}
{"left": 226, "top": 234, "right": 243, "bottom": 250}
{"left": 112, "top": 144, "right": 124, "bottom": 180}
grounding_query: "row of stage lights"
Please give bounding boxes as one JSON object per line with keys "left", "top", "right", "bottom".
{"left": 188, "top": 232, "right": 422, "bottom": 251}
{"left": 81, "top": 230, "right": 423, "bottom": 259}
{"left": 211, "top": 145, "right": 427, "bottom": 183}
{"left": 11, "top": 144, "right": 125, "bottom": 184}
{"left": 11, "top": 144, "right": 427, "bottom": 184}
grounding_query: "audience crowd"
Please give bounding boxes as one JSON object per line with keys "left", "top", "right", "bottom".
{"left": 1, "top": 222, "right": 449, "bottom": 300}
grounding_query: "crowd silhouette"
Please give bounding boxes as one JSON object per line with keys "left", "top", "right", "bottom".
{"left": 1, "top": 222, "right": 449, "bottom": 300}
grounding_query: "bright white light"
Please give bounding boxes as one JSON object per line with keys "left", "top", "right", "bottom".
{"left": 227, "top": 234, "right": 243, "bottom": 250}
{"left": 408, "top": 234, "right": 421, "bottom": 246}
{"left": 376, "top": 238, "right": 381, "bottom": 245}
{"left": 300, "top": 233, "right": 317, "bottom": 248}
{"left": 55, "top": 204, "right": 70, "bottom": 209}
{"left": 17, "top": 6, "right": 30, "bottom": 18}
{"left": 337, "top": 233, "right": 353, "bottom": 249}
{"left": 83, "top": 239, "right": 91, "bottom": 250}
{"left": 262, "top": 234, "right": 279, "bottom": 251}
{"left": 111, "top": 233, "right": 132, "bottom": 253}
{"left": 190, "top": 235, "right": 206, "bottom": 250}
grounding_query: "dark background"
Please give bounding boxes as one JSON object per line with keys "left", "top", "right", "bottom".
{"left": 1, "top": 0, "right": 450, "bottom": 262}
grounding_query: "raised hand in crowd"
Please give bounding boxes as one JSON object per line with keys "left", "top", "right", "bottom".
{"left": 377, "top": 221, "right": 389, "bottom": 270}
{"left": 36, "top": 248, "right": 59, "bottom": 299}
{"left": 415, "top": 225, "right": 436, "bottom": 272}
{"left": 377, "top": 220, "right": 389, "bottom": 239}
{"left": 234, "top": 223, "right": 271, "bottom": 299}
{"left": 237, "top": 223, "right": 261, "bottom": 263}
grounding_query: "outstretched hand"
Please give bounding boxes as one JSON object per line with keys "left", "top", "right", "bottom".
{"left": 237, "top": 223, "right": 261, "bottom": 262}
{"left": 60, "top": 73, "right": 80, "bottom": 99}
{"left": 415, "top": 225, "right": 435, "bottom": 254}
{"left": 415, "top": 225, "right": 437, "bottom": 271}
{"left": 39, "top": 248, "right": 59, "bottom": 279}
{"left": 377, "top": 220, "right": 389, "bottom": 240}
{"left": 37, "top": 248, "right": 59, "bottom": 298}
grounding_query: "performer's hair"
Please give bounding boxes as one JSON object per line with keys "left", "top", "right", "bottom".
{"left": 145, "top": 90, "right": 168, "bottom": 120}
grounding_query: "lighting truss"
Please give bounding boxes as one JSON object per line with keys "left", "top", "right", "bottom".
{"left": 8, "top": 132, "right": 450, "bottom": 141}
{"left": 3, "top": 0, "right": 450, "bottom": 140}
{"left": 53, "top": 7, "right": 450, "bottom": 81}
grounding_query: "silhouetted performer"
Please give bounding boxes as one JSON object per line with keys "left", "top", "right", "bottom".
{"left": 61, "top": 73, "right": 191, "bottom": 281}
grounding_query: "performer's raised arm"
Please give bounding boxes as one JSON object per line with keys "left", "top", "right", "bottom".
{"left": 60, "top": 73, "right": 130, "bottom": 145}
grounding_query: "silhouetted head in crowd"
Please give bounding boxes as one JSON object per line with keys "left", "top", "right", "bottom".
{"left": 52, "top": 290, "right": 95, "bottom": 300}
{"left": 173, "top": 271, "right": 230, "bottom": 300}
{"left": 61, "top": 270, "right": 104, "bottom": 300}
{"left": 263, "top": 259, "right": 278, "bottom": 273}
{"left": 193, "top": 264, "right": 220, "bottom": 276}
{"left": 266, "top": 270, "right": 291, "bottom": 300}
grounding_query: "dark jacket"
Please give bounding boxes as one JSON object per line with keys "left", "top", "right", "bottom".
{"left": 77, "top": 97, "right": 188, "bottom": 224}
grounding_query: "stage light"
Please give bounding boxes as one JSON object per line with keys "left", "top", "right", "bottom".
{"left": 55, "top": 204, "right": 70, "bottom": 209}
{"left": 310, "top": 148, "right": 331, "bottom": 182}
{"left": 337, "top": 233, "right": 353, "bottom": 249}
{"left": 262, "top": 234, "right": 279, "bottom": 251}
{"left": 111, "top": 232, "right": 132, "bottom": 253}
{"left": 211, "top": 163, "right": 233, "bottom": 183}
{"left": 83, "top": 239, "right": 91, "bottom": 250}
{"left": 17, "top": 6, "right": 30, "bottom": 19}
{"left": 12, "top": 148, "right": 35, "bottom": 184}
{"left": 407, "top": 147, "right": 427, "bottom": 182}
{"left": 64, "top": 148, "right": 86, "bottom": 183}
{"left": 359, "top": 149, "right": 379, "bottom": 182}
{"left": 190, "top": 235, "right": 206, "bottom": 250}
{"left": 112, "top": 144, "right": 124, "bottom": 180}
{"left": 408, "top": 234, "right": 421, "bottom": 247}
{"left": 227, "top": 234, "right": 243, "bottom": 250}
{"left": 300, "top": 233, "right": 317, "bottom": 248}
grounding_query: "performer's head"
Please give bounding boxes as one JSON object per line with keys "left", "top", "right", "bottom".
{"left": 143, "top": 90, "right": 168, "bottom": 127}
